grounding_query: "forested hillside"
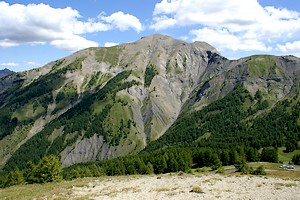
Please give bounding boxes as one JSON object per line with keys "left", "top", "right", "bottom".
{"left": 0, "top": 35, "right": 299, "bottom": 176}
{"left": 145, "top": 85, "right": 300, "bottom": 151}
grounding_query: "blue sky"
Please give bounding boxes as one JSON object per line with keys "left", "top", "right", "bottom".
{"left": 1, "top": 0, "right": 300, "bottom": 72}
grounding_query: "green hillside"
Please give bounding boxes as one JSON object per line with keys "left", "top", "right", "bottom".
{"left": 145, "top": 85, "right": 300, "bottom": 151}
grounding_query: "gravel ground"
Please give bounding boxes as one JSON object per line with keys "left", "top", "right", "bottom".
{"left": 68, "top": 173, "right": 300, "bottom": 200}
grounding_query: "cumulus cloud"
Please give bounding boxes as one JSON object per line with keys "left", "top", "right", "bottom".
{"left": 150, "top": 16, "right": 177, "bottom": 30}
{"left": 0, "top": 62, "right": 19, "bottom": 67}
{"left": 104, "top": 42, "right": 119, "bottom": 47}
{"left": 100, "top": 11, "right": 143, "bottom": 33}
{"left": 50, "top": 35, "right": 99, "bottom": 51}
{"left": 0, "top": 2, "right": 142, "bottom": 51}
{"left": 190, "top": 28, "right": 271, "bottom": 52}
{"left": 152, "top": 0, "right": 300, "bottom": 54}
{"left": 277, "top": 41, "right": 300, "bottom": 54}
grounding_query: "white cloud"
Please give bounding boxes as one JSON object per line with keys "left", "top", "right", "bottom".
{"left": 190, "top": 28, "right": 271, "bottom": 52}
{"left": 152, "top": 0, "right": 300, "bottom": 55}
{"left": 152, "top": 0, "right": 266, "bottom": 29}
{"left": 0, "top": 62, "right": 19, "bottom": 67}
{"left": 104, "top": 42, "right": 119, "bottom": 47}
{"left": 277, "top": 41, "right": 300, "bottom": 54}
{"left": 0, "top": 2, "right": 142, "bottom": 51}
{"left": 50, "top": 35, "right": 99, "bottom": 51}
{"left": 150, "top": 16, "right": 177, "bottom": 30}
{"left": 100, "top": 11, "right": 143, "bottom": 33}
{"left": 265, "top": 6, "right": 299, "bottom": 20}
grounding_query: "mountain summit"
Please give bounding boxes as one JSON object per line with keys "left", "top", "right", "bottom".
{"left": 0, "top": 68, "right": 14, "bottom": 78}
{"left": 0, "top": 34, "right": 299, "bottom": 170}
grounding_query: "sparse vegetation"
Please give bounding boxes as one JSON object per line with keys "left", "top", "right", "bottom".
{"left": 251, "top": 166, "right": 266, "bottom": 176}
{"left": 190, "top": 186, "right": 204, "bottom": 193}
{"left": 95, "top": 46, "right": 122, "bottom": 66}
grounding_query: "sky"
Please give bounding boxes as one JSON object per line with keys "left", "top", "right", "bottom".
{"left": 0, "top": 0, "right": 300, "bottom": 72}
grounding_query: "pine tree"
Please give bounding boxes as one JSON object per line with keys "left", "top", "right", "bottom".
{"left": 292, "top": 154, "right": 300, "bottom": 165}
{"left": 35, "top": 155, "right": 62, "bottom": 183}
{"left": 4, "top": 167, "right": 24, "bottom": 187}
{"left": 260, "top": 147, "right": 278, "bottom": 163}
{"left": 23, "top": 161, "right": 37, "bottom": 184}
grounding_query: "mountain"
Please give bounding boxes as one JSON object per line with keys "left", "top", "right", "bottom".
{"left": 0, "top": 34, "right": 299, "bottom": 171}
{"left": 0, "top": 68, "right": 14, "bottom": 78}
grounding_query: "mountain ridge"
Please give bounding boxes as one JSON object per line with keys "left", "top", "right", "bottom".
{"left": 0, "top": 34, "right": 299, "bottom": 170}
{"left": 0, "top": 68, "right": 14, "bottom": 78}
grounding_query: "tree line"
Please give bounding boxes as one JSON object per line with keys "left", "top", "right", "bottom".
{"left": 0, "top": 155, "right": 62, "bottom": 188}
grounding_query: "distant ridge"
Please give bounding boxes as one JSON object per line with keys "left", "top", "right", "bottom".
{"left": 0, "top": 68, "right": 14, "bottom": 78}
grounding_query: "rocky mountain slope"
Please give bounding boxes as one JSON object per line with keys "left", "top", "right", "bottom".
{"left": 0, "top": 34, "right": 299, "bottom": 170}
{"left": 0, "top": 68, "right": 14, "bottom": 78}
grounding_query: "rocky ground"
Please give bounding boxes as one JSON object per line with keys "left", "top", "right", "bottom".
{"left": 66, "top": 173, "right": 300, "bottom": 200}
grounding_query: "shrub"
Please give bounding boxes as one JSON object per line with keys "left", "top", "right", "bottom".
{"left": 234, "top": 160, "right": 251, "bottom": 174}
{"left": 251, "top": 166, "right": 266, "bottom": 175}
{"left": 216, "top": 167, "right": 224, "bottom": 174}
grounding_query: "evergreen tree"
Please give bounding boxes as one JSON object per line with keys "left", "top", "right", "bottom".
{"left": 260, "top": 147, "right": 278, "bottom": 163}
{"left": 4, "top": 167, "right": 24, "bottom": 187}
{"left": 285, "top": 140, "right": 297, "bottom": 153}
{"left": 146, "top": 162, "right": 154, "bottom": 174}
{"left": 245, "top": 147, "right": 260, "bottom": 162}
{"left": 229, "top": 148, "right": 240, "bottom": 164}
{"left": 220, "top": 150, "right": 230, "bottom": 166}
{"left": 35, "top": 155, "right": 62, "bottom": 183}
{"left": 291, "top": 154, "right": 300, "bottom": 165}
{"left": 23, "top": 161, "right": 37, "bottom": 184}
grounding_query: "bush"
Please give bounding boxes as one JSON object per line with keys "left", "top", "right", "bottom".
{"left": 216, "top": 167, "right": 224, "bottom": 174}
{"left": 234, "top": 160, "right": 251, "bottom": 174}
{"left": 251, "top": 166, "right": 266, "bottom": 175}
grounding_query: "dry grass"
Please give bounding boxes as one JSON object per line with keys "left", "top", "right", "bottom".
{"left": 275, "top": 182, "right": 298, "bottom": 187}
{"left": 153, "top": 187, "right": 174, "bottom": 192}
{"left": 266, "top": 169, "right": 300, "bottom": 180}
{"left": 0, "top": 178, "right": 94, "bottom": 200}
{"left": 202, "top": 177, "right": 222, "bottom": 183}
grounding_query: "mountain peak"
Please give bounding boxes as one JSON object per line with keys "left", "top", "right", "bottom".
{"left": 138, "top": 34, "right": 220, "bottom": 55}
{"left": 1, "top": 33, "right": 299, "bottom": 170}
{"left": 0, "top": 68, "right": 15, "bottom": 78}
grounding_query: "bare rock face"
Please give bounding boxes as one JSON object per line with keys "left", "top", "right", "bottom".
{"left": 1, "top": 34, "right": 299, "bottom": 169}
{"left": 61, "top": 135, "right": 112, "bottom": 168}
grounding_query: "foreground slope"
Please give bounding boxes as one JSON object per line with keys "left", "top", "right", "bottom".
{"left": 1, "top": 173, "right": 300, "bottom": 200}
{"left": 0, "top": 34, "right": 299, "bottom": 171}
